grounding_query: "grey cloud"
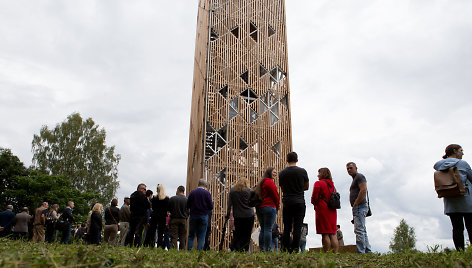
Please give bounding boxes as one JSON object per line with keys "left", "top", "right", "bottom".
{"left": 1, "top": 0, "right": 472, "bottom": 252}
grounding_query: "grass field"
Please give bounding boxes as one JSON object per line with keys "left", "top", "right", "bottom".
{"left": 1, "top": 239, "right": 471, "bottom": 267}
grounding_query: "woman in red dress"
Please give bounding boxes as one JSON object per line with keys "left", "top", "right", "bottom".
{"left": 311, "top": 167, "right": 338, "bottom": 252}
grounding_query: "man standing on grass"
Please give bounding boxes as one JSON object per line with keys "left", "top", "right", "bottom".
{"left": 278, "top": 152, "right": 309, "bottom": 253}
{"left": 118, "top": 197, "right": 131, "bottom": 246}
{"left": 13, "top": 207, "right": 31, "bottom": 240}
{"left": 347, "top": 162, "right": 372, "bottom": 254}
{"left": 32, "top": 202, "right": 48, "bottom": 242}
{"left": 125, "top": 183, "right": 150, "bottom": 247}
{"left": 187, "top": 179, "right": 213, "bottom": 250}
{"left": 168, "top": 185, "right": 188, "bottom": 250}
{"left": 61, "top": 201, "right": 76, "bottom": 244}
{"left": 0, "top": 205, "right": 15, "bottom": 237}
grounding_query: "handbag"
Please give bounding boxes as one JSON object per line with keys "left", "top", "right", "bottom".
{"left": 108, "top": 207, "right": 120, "bottom": 230}
{"left": 366, "top": 191, "right": 372, "bottom": 217}
{"left": 319, "top": 180, "right": 341, "bottom": 209}
{"left": 249, "top": 179, "right": 266, "bottom": 207}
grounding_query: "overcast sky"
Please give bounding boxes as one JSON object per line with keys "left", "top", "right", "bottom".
{"left": 1, "top": 0, "right": 472, "bottom": 252}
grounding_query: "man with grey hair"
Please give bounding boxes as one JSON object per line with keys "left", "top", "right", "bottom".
{"left": 187, "top": 179, "right": 213, "bottom": 250}
{"left": 0, "top": 205, "right": 15, "bottom": 237}
{"left": 61, "top": 201, "right": 75, "bottom": 244}
{"left": 347, "top": 162, "right": 372, "bottom": 253}
{"left": 13, "top": 207, "right": 31, "bottom": 240}
{"left": 32, "top": 202, "right": 48, "bottom": 242}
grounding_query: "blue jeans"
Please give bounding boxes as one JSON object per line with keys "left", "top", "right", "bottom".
{"left": 272, "top": 237, "right": 279, "bottom": 252}
{"left": 61, "top": 225, "right": 71, "bottom": 244}
{"left": 300, "top": 240, "right": 306, "bottom": 253}
{"left": 187, "top": 215, "right": 208, "bottom": 250}
{"left": 256, "top": 206, "right": 277, "bottom": 251}
{"left": 352, "top": 203, "right": 372, "bottom": 253}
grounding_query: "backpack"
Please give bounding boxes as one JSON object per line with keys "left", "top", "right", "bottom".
{"left": 45, "top": 211, "right": 55, "bottom": 226}
{"left": 248, "top": 189, "right": 262, "bottom": 207}
{"left": 434, "top": 166, "right": 466, "bottom": 198}
{"left": 248, "top": 179, "right": 265, "bottom": 207}
{"left": 320, "top": 180, "right": 341, "bottom": 210}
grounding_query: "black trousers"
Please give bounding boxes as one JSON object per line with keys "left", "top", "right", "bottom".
{"left": 232, "top": 216, "right": 254, "bottom": 251}
{"left": 448, "top": 213, "right": 472, "bottom": 250}
{"left": 13, "top": 232, "right": 28, "bottom": 240}
{"left": 144, "top": 216, "right": 167, "bottom": 248}
{"left": 125, "top": 215, "right": 146, "bottom": 247}
{"left": 281, "top": 203, "right": 306, "bottom": 253}
{"left": 144, "top": 217, "right": 157, "bottom": 247}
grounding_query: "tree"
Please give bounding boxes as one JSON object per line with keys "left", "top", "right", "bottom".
{"left": 0, "top": 148, "right": 28, "bottom": 209}
{"left": 389, "top": 219, "right": 416, "bottom": 253}
{"left": 32, "top": 113, "right": 120, "bottom": 204}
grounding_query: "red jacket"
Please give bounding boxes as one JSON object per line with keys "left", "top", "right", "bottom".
{"left": 311, "top": 179, "right": 335, "bottom": 209}
{"left": 259, "top": 178, "right": 280, "bottom": 209}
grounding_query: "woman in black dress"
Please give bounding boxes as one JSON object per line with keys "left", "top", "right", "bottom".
{"left": 144, "top": 184, "right": 170, "bottom": 248}
{"left": 88, "top": 203, "right": 103, "bottom": 245}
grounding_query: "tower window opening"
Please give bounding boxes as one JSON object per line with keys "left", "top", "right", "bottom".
{"left": 205, "top": 123, "right": 227, "bottom": 160}
{"left": 249, "top": 22, "right": 258, "bottom": 42}
{"left": 250, "top": 108, "right": 258, "bottom": 123}
{"left": 231, "top": 26, "right": 239, "bottom": 38}
{"left": 268, "top": 25, "right": 276, "bottom": 37}
{"left": 210, "top": 28, "right": 219, "bottom": 41}
{"left": 272, "top": 141, "right": 281, "bottom": 157}
{"left": 240, "top": 137, "right": 248, "bottom": 152}
{"left": 240, "top": 88, "right": 258, "bottom": 104}
{"left": 219, "top": 85, "right": 228, "bottom": 98}
{"left": 281, "top": 94, "right": 288, "bottom": 110}
{"left": 229, "top": 97, "right": 238, "bottom": 121}
{"left": 219, "top": 168, "right": 226, "bottom": 186}
{"left": 240, "top": 70, "right": 249, "bottom": 84}
{"left": 260, "top": 64, "right": 268, "bottom": 77}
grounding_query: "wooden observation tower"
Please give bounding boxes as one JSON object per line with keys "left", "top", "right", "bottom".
{"left": 186, "top": 0, "right": 293, "bottom": 250}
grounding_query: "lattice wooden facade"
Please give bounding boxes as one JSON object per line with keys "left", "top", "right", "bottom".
{"left": 186, "top": 0, "right": 292, "bottom": 250}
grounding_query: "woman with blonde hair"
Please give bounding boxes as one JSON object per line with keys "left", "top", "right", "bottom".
{"left": 226, "top": 177, "right": 254, "bottom": 251}
{"left": 311, "top": 168, "right": 338, "bottom": 252}
{"left": 88, "top": 203, "right": 103, "bottom": 245}
{"left": 145, "top": 184, "right": 170, "bottom": 248}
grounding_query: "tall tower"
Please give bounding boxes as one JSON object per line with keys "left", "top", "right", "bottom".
{"left": 187, "top": 0, "right": 292, "bottom": 249}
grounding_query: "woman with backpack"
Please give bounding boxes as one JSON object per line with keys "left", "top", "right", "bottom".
{"left": 255, "top": 167, "right": 280, "bottom": 252}
{"left": 45, "top": 204, "right": 59, "bottom": 243}
{"left": 226, "top": 178, "right": 254, "bottom": 251}
{"left": 311, "top": 167, "right": 338, "bottom": 252}
{"left": 434, "top": 144, "right": 472, "bottom": 251}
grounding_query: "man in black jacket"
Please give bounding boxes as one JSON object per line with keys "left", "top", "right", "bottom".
{"left": 61, "top": 201, "right": 76, "bottom": 244}
{"left": 125, "top": 183, "right": 150, "bottom": 247}
{"left": 104, "top": 198, "right": 120, "bottom": 246}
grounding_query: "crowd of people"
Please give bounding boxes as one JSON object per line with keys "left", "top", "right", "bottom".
{"left": 0, "top": 201, "right": 77, "bottom": 244}
{"left": 1, "top": 144, "right": 471, "bottom": 253}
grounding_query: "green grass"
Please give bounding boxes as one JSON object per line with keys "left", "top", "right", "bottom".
{"left": 1, "top": 239, "right": 472, "bottom": 267}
